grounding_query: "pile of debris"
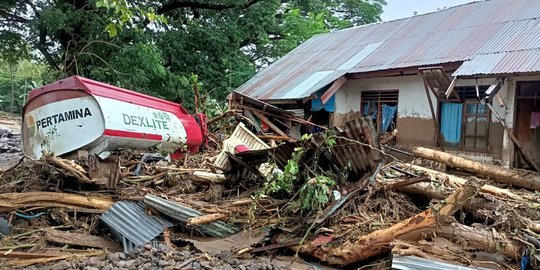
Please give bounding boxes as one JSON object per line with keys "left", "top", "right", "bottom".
{"left": 1, "top": 97, "right": 540, "bottom": 270}
{"left": 0, "top": 113, "right": 22, "bottom": 172}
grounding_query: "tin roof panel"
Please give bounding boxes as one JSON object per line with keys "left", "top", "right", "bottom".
{"left": 237, "top": 0, "right": 540, "bottom": 100}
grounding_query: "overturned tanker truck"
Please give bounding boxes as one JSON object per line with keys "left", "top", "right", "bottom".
{"left": 21, "top": 76, "right": 205, "bottom": 160}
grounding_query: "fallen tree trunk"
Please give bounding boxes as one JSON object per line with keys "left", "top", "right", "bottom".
{"left": 45, "top": 229, "right": 121, "bottom": 252}
{"left": 404, "top": 164, "right": 538, "bottom": 202}
{"left": 411, "top": 147, "right": 540, "bottom": 190}
{"left": 0, "top": 192, "right": 114, "bottom": 213}
{"left": 391, "top": 177, "right": 540, "bottom": 234}
{"left": 295, "top": 183, "right": 480, "bottom": 265}
{"left": 399, "top": 222, "right": 521, "bottom": 259}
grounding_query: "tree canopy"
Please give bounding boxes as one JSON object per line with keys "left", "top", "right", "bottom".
{"left": 0, "top": 0, "right": 385, "bottom": 111}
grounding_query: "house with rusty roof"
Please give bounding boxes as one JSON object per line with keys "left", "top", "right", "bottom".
{"left": 234, "top": 0, "right": 540, "bottom": 170}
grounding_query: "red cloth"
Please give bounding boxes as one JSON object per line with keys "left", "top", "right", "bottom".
{"left": 234, "top": 144, "right": 251, "bottom": 153}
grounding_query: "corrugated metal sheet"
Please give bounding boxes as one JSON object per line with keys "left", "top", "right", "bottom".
{"left": 392, "top": 255, "right": 492, "bottom": 270}
{"left": 269, "top": 117, "right": 380, "bottom": 183}
{"left": 144, "top": 195, "right": 238, "bottom": 237}
{"left": 237, "top": 0, "right": 540, "bottom": 100}
{"left": 101, "top": 201, "right": 173, "bottom": 252}
{"left": 453, "top": 49, "right": 540, "bottom": 76}
{"left": 331, "top": 117, "right": 380, "bottom": 177}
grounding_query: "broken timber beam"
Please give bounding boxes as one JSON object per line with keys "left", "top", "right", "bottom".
{"left": 295, "top": 183, "right": 480, "bottom": 265}
{"left": 0, "top": 192, "right": 114, "bottom": 213}
{"left": 45, "top": 229, "right": 121, "bottom": 251}
{"left": 411, "top": 146, "right": 540, "bottom": 190}
{"left": 187, "top": 213, "right": 228, "bottom": 226}
{"left": 251, "top": 111, "right": 290, "bottom": 139}
{"left": 43, "top": 155, "right": 94, "bottom": 184}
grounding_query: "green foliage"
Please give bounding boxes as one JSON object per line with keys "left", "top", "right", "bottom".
{"left": 0, "top": 60, "right": 46, "bottom": 113}
{"left": 0, "top": 0, "right": 385, "bottom": 113}
{"left": 271, "top": 9, "right": 330, "bottom": 57}
{"left": 0, "top": 32, "right": 29, "bottom": 65}
{"left": 95, "top": 0, "right": 167, "bottom": 37}
{"left": 299, "top": 175, "right": 336, "bottom": 211}
{"left": 257, "top": 132, "right": 338, "bottom": 212}
{"left": 259, "top": 147, "right": 302, "bottom": 197}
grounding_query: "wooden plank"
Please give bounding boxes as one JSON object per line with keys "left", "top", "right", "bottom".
{"left": 251, "top": 111, "right": 289, "bottom": 139}
{"left": 257, "top": 135, "right": 290, "bottom": 140}
{"left": 225, "top": 152, "right": 265, "bottom": 181}
{"left": 274, "top": 118, "right": 301, "bottom": 139}
{"left": 0, "top": 252, "right": 65, "bottom": 259}
{"left": 235, "top": 104, "right": 327, "bottom": 130}
{"left": 243, "top": 109, "right": 262, "bottom": 133}
{"left": 484, "top": 78, "right": 503, "bottom": 102}
{"left": 422, "top": 77, "right": 444, "bottom": 150}
{"left": 444, "top": 76, "right": 458, "bottom": 99}
{"left": 231, "top": 92, "right": 294, "bottom": 115}
{"left": 321, "top": 76, "right": 347, "bottom": 105}
{"left": 45, "top": 229, "right": 121, "bottom": 252}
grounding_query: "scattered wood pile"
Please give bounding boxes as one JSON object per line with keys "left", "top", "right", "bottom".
{"left": 1, "top": 108, "right": 539, "bottom": 269}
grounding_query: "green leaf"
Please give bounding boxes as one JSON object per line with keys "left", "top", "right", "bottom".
{"left": 105, "top": 23, "right": 118, "bottom": 37}
{"left": 96, "top": 0, "right": 105, "bottom": 8}
{"left": 146, "top": 12, "right": 156, "bottom": 21}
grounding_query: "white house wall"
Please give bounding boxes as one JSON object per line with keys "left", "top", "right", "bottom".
{"left": 332, "top": 74, "right": 524, "bottom": 165}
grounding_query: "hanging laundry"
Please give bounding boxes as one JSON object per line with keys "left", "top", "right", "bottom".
{"left": 381, "top": 104, "right": 398, "bottom": 132}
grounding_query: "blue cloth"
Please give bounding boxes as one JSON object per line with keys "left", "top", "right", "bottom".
{"left": 363, "top": 101, "right": 377, "bottom": 120}
{"left": 440, "top": 102, "right": 463, "bottom": 146}
{"left": 311, "top": 94, "right": 335, "bottom": 112}
{"left": 381, "top": 104, "right": 397, "bottom": 132}
{"left": 520, "top": 253, "right": 529, "bottom": 270}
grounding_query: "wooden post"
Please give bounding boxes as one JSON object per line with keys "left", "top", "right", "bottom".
{"left": 422, "top": 77, "right": 444, "bottom": 150}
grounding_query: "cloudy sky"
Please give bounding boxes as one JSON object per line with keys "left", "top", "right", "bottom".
{"left": 381, "top": 0, "right": 478, "bottom": 21}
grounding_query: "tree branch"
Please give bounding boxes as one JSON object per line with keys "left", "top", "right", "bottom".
{"left": 0, "top": 10, "right": 29, "bottom": 23}
{"left": 157, "top": 0, "right": 261, "bottom": 14}
{"left": 36, "top": 23, "right": 60, "bottom": 70}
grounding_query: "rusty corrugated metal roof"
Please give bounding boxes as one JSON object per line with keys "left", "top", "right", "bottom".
{"left": 237, "top": 0, "right": 540, "bottom": 100}
{"left": 453, "top": 50, "right": 540, "bottom": 76}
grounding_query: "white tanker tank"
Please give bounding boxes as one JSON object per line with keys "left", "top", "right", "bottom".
{"left": 22, "top": 76, "right": 204, "bottom": 159}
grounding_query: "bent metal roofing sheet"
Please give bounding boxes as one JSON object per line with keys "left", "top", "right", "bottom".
{"left": 236, "top": 0, "right": 540, "bottom": 100}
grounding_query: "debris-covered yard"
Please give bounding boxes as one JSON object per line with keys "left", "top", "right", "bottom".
{"left": 1, "top": 99, "right": 540, "bottom": 270}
